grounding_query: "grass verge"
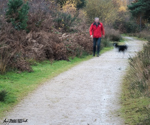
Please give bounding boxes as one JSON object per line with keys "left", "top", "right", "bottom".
{"left": 121, "top": 42, "right": 150, "bottom": 125}
{"left": 0, "top": 47, "right": 112, "bottom": 119}
{"left": 121, "top": 72, "right": 150, "bottom": 125}
{"left": 121, "top": 71, "right": 150, "bottom": 125}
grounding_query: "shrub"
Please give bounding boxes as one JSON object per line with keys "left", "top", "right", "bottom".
{"left": 0, "top": 90, "right": 7, "bottom": 102}
{"left": 129, "top": 30, "right": 150, "bottom": 42}
{"left": 6, "top": 0, "right": 29, "bottom": 30}
{"left": 76, "top": 0, "right": 86, "bottom": 9}
{"left": 101, "top": 38, "right": 112, "bottom": 48}
{"left": 62, "top": 1, "right": 77, "bottom": 16}
{"left": 0, "top": 22, "right": 32, "bottom": 73}
{"left": 113, "top": 19, "right": 139, "bottom": 33}
{"left": 27, "top": 11, "right": 54, "bottom": 32}
{"left": 61, "top": 33, "right": 92, "bottom": 57}
{"left": 105, "top": 27, "right": 122, "bottom": 41}
{"left": 53, "top": 12, "right": 76, "bottom": 31}
{"left": 138, "top": 30, "right": 150, "bottom": 42}
{"left": 65, "top": 41, "right": 84, "bottom": 57}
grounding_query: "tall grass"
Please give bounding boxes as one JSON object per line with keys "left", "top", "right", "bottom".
{"left": 121, "top": 37, "right": 150, "bottom": 125}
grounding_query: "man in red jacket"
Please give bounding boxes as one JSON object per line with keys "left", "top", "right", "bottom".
{"left": 89, "top": 17, "right": 105, "bottom": 57}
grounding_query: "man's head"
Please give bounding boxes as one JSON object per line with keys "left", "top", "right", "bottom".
{"left": 94, "top": 17, "right": 99, "bottom": 23}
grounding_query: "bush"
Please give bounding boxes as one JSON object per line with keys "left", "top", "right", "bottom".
{"left": 6, "top": 0, "right": 29, "bottom": 30}
{"left": 136, "top": 30, "right": 150, "bottom": 42}
{"left": 53, "top": 12, "right": 76, "bottom": 31}
{"left": 101, "top": 38, "right": 112, "bottom": 48}
{"left": 0, "top": 22, "right": 32, "bottom": 73}
{"left": 61, "top": 33, "right": 93, "bottom": 57}
{"left": 105, "top": 27, "right": 122, "bottom": 41}
{"left": 128, "top": 30, "right": 150, "bottom": 42}
{"left": 0, "top": 90, "right": 7, "bottom": 102}
{"left": 113, "top": 19, "right": 139, "bottom": 33}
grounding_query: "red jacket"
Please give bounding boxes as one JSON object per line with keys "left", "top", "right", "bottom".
{"left": 89, "top": 22, "right": 105, "bottom": 38}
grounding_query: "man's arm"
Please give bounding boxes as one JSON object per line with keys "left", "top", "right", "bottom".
{"left": 89, "top": 24, "right": 93, "bottom": 37}
{"left": 101, "top": 23, "right": 105, "bottom": 37}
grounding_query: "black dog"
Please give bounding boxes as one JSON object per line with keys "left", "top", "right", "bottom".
{"left": 113, "top": 43, "right": 128, "bottom": 53}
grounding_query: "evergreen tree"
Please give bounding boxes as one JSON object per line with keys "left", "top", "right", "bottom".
{"left": 128, "top": 0, "right": 150, "bottom": 22}
{"left": 6, "top": 0, "right": 29, "bottom": 30}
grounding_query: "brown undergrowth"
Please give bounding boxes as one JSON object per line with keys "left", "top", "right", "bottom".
{"left": 0, "top": 14, "right": 93, "bottom": 73}
{"left": 0, "top": 0, "right": 121, "bottom": 73}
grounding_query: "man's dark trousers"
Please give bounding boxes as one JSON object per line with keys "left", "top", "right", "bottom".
{"left": 93, "top": 38, "right": 101, "bottom": 56}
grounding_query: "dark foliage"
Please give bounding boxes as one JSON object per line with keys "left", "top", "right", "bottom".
{"left": 128, "top": 0, "right": 150, "bottom": 23}
{"left": 113, "top": 19, "right": 139, "bottom": 33}
{"left": 0, "top": 90, "right": 7, "bottom": 102}
{"left": 53, "top": 12, "right": 76, "bottom": 32}
{"left": 6, "top": 0, "right": 29, "bottom": 30}
{"left": 56, "top": 0, "right": 86, "bottom": 9}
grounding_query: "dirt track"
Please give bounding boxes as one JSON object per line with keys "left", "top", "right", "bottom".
{"left": 1, "top": 37, "right": 144, "bottom": 125}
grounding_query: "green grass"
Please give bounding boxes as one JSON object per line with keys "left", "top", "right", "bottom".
{"left": 121, "top": 34, "right": 127, "bottom": 36}
{"left": 0, "top": 47, "right": 112, "bottom": 119}
{"left": 121, "top": 74, "right": 150, "bottom": 125}
{"left": 119, "top": 38, "right": 126, "bottom": 43}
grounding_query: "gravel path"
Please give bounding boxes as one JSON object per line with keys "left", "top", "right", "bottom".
{"left": 1, "top": 37, "right": 144, "bottom": 125}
